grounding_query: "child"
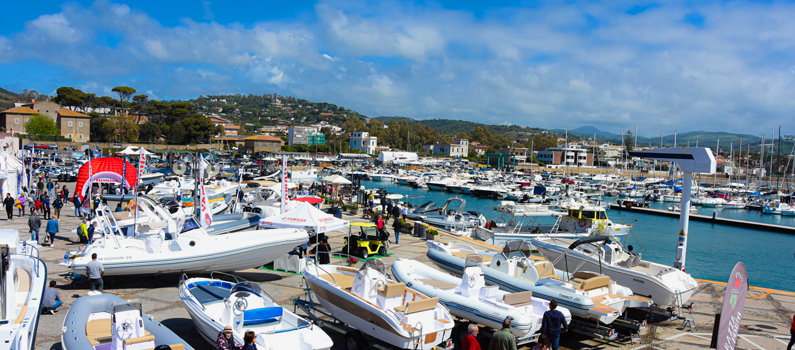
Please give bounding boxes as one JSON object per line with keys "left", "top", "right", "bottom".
{"left": 242, "top": 330, "right": 257, "bottom": 350}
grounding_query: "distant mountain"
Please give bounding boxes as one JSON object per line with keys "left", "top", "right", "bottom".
{"left": 0, "top": 87, "right": 17, "bottom": 111}
{"left": 552, "top": 126, "right": 621, "bottom": 139}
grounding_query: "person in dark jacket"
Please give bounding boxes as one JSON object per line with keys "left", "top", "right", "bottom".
{"left": 214, "top": 326, "right": 241, "bottom": 350}
{"left": 314, "top": 237, "right": 331, "bottom": 264}
{"left": 41, "top": 195, "right": 51, "bottom": 220}
{"left": 27, "top": 209, "right": 41, "bottom": 242}
{"left": 3, "top": 193, "right": 15, "bottom": 220}
{"left": 53, "top": 196, "right": 63, "bottom": 219}
{"left": 392, "top": 215, "right": 402, "bottom": 244}
{"left": 540, "top": 300, "right": 568, "bottom": 350}
{"left": 489, "top": 318, "right": 517, "bottom": 350}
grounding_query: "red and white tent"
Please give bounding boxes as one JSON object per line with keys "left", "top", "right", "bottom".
{"left": 258, "top": 202, "right": 349, "bottom": 234}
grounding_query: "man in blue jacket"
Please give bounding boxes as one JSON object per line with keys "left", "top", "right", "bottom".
{"left": 45, "top": 215, "right": 59, "bottom": 247}
{"left": 540, "top": 300, "right": 568, "bottom": 350}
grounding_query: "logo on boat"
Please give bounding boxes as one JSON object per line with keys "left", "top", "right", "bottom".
{"left": 632, "top": 278, "right": 645, "bottom": 284}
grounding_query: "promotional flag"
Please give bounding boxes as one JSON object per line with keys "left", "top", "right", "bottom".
{"left": 199, "top": 158, "right": 213, "bottom": 228}
{"left": 233, "top": 168, "right": 244, "bottom": 213}
{"left": 281, "top": 156, "right": 288, "bottom": 214}
{"left": 715, "top": 262, "right": 748, "bottom": 350}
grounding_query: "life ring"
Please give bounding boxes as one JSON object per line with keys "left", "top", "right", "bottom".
{"left": 452, "top": 181, "right": 457, "bottom": 186}
{"left": 578, "top": 219, "right": 587, "bottom": 228}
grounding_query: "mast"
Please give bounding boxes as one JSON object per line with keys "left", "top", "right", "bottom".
{"left": 759, "top": 134, "right": 765, "bottom": 187}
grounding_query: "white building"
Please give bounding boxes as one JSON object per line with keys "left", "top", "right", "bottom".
{"left": 350, "top": 131, "right": 378, "bottom": 155}
{"left": 377, "top": 151, "right": 418, "bottom": 164}
{"left": 424, "top": 139, "right": 469, "bottom": 157}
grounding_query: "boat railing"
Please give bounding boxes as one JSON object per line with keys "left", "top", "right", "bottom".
{"left": 19, "top": 242, "right": 40, "bottom": 278}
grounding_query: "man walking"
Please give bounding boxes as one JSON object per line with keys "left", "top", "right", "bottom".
{"left": 87, "top": 221, "right": 98, "bottom": 243}
{"left": 45, "top": 215, "right": 59, "bottom": 247}
{"left": 3, "top": 193, "right": 14, "bottom": 220}
{"left": 73, "top": 195, "right": 82, "bottom": 218}
{"left": 540, "top": 300, "right": 568, "bottom": 350}
{"left": 77, "top": 218, "right": 89, "bottom": 251}
{"left": 42, "top": 281, "right": 62, "bottom": 314}
{"left": 392, "top": 214, "right": 402, "bottom": 244}
{"left": 47, "top": 180, "right": 54, "bottom": 198}
{"left": 86, "top": 253, "right": 104, "bottom": 292}
{"left": 27, "top": 209, "right": 41, "bottom": 242}
{"left": 53, "top": 196, "right": 63, "bottom": 219}
{"left": 462, "top": 324, "right": 481, "bottom": 350}
{"left": 41, "top": 195, "right": 51, "bottom": 220}
{"left": 489, "top": 318, "right": 517, "bottom": 350}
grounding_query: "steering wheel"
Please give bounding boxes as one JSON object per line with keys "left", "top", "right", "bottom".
{"left": 119, "top": 320, "right": 134, "bottom": 336}
{"left": 467, "top": 274, "right": 478, "bottom": 288}
{"left": 373, "top": 279, "right": 386, "bottom": 294}
{"left": 234, "top": 298, "right": 248, "bottom": 313}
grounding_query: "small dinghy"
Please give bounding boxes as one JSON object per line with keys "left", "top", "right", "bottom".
{"left": 61, "top": 293, "right": 193, "bottom": 350}
{"left": 180, "top": 273, "right": 333, "bottom": 350}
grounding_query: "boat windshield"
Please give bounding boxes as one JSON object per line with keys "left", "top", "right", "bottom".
{"left": 180, "top": 217, "right": 201, "bottom": 233}
{"left": 502, "top": 240, "right": 533, "bottom": 259}
{"left": 231, "top": 281, "right": 263, "bottom": 296}
{"left": 359, "top": 259, "right": 387, "bottom": 276}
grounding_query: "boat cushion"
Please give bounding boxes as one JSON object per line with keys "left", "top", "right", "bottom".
{"left": 577, "top": 276, "right": 611, "bottom": 291}
{"left": 123, "top": 334, "right": 155, "bottom": 345}
{"left": 242, "top": 307, "right": 283, "bottom": 325}
{"left": 397, "top": 297, "right": 439, "bottom": 315}
{"left": 503, "top": 291, "right": 533, "bottom": 307}
{"left": 418, "top": 279, "right": 457, "bottom": 290}
{"left": 377, "top": 282, "right": 406, "bottom": 298}
{"left": 319, "top": 273, "right": 355, "bottom": 290}
{"left": 14, "top": 306, "right": 27, "bottom": 324}
{"left": 535, "top": 263, "right": 559, "bottom": 280}
{"left": 190, "top": 284, "right": 231, "bottom": 304}
{"left": 451, "top": 252, "right": 492, "bottom": 263}
{"left": 572, "top": 272, "right": 600, "bottom": 280}
{"left": 86, "top": 319, "right": 151, "bottom": 345}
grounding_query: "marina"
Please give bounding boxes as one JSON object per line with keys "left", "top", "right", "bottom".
{"left": 609, "top": 203, "right": 795, "bottom": 234}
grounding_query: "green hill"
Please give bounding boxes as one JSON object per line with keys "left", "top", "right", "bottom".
{"left": 0, "top": 87, "right": 17, "bottom": 111}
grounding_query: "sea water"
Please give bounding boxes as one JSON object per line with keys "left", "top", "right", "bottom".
{"left": 361, "top": 180, "right": 795, "bottom": 292}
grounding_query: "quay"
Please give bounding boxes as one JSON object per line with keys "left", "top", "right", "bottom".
{"left": 19, "top": 187, "right": 795, "bottom": 349}
{"left": 609, "top": 203, "right": 795, "bottom": 234}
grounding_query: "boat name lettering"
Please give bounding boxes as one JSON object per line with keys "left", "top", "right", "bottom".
{"left": 100, "top": 256, "right": 132, "bottom": 261}
{"left": 557, "top": 293, "right": 580, "bottom": 302}
{"left": 632, "top": 278, "right": 645, "bottom": 284}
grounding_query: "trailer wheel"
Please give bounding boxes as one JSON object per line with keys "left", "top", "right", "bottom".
{"left": 344, "top": 331, "right": 366, "bottom": 350}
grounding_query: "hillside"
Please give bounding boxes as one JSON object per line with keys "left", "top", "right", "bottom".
{"left": 0, "top": 87, "right": 17, "bottom": 111}
{"left": 375, "top": 116, "right": 562, "bottom": 140}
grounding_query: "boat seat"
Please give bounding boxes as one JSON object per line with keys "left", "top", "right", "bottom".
{"left": 15, "top": 268, "right": 30, "bottom": 292}
{"left": 394, "top": 297, "right": 439, "bottom": 315}
{"left": 419, "top": 279, "right": 457, "bottom": 290}
{"left": 502, "top": 291, "right": 533, "bottom": 307}
{"left": 320, "top": 273, "right": 355, "bottom": 290}
{"left": 572, "top": 271, "right": 600, "bottom": 280}
{"left": 377, "top": 282, "right": 406, "bottom": 298}
{"left": 337, "top": 267, "right": 360, "bottom": 274}
{"left": 577, "top": 276, "right": 611, "bottom": 291}
{"left": 535, "top": 263, "right": 560, "bottom": 280}
{"left": 241, "top": 307, "right": 283, "bottom": 326}
{"left": 451, "top": 252, "right": 492, "bottom": 263}
{"left": 123, "top": 334, "right": 155, "bottom": 346}
{"left": 86, "top": 319, "right": 151, "bottom": 345}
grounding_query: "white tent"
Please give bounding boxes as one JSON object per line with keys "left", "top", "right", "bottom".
{"left": 0, "top": 151, "right": 24, "bottom": 198}
{"left": 118, "top": 146, "right": 154, "bottom": 155}
{"left": 259, "top": 202, "right": 349, "bottom": 234}
{"left": 321, "top": 175, "right": 352, "bottom": 185}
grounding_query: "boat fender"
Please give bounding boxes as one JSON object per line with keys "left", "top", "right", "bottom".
{"left": 578, "top": 219, "right": 587, "bottom": 228}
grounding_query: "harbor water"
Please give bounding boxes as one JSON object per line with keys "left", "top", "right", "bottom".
{"left": 362, "top": 180, "right": 795, "bottom": 292}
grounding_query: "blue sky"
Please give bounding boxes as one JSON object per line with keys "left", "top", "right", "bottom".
{"left": 2, "top": 0, "right": 795, "bottom": 136}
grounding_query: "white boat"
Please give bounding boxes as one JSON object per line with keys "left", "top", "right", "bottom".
{"left": 425, "top": 241, "right": 651, "bottom": 325}
{"left": 64, "top": 210, "right": 308, "bottom": 277}
{"left": 532, "top": 236, "right": 698, "bottom": 306}
{"left": 61, "top": 293, "right": 193, "bottom": 350}
{"left": 0, "top": 230, "right": 47, "bottom": 350}
{"left": 290, "top": 168, "right": 319, "bottom": 182}
{"left": 180, "top": 273, "right": 333, "bottom": 349}
{"left": 392, "top": 259, "right": 565, "bottom": 345}
{"left": 667, "top": 205, "right": 698, "bottom": 214}
{"left": 763, "top": 201, "right": 792, "bottom": 215}
{"left": 395, "top": 176, "right": 416, "bottom": 186}
{"left": 722, "top": 200, "right": 746, "bottom": 209}
{"left": 302, "top": 260, "right": 455, "bottom": 349}
{"left": 425, "top": 177, "right": 458, "bottom": 191}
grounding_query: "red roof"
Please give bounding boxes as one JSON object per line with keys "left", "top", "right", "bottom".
{"left": 1, "top": 106, "right": 37, "bottom": 115}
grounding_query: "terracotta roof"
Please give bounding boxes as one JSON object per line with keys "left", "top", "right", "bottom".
{"left": 1, "top": 106, "right": 38, "bottom": 115}
{"left": 58, "top": 109, "right": 90, "bottom": 118}
{"left": 246, "top": 135, "right": 282, "bottom": 141}
{"left": 225, "top": 124, "right": 240, "bottom": 129}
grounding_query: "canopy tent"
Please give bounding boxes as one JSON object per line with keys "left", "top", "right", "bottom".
{"left": 259, "top": 202, "right": 349, "bottom": 234}
{"left": 292, "top": 196, "right": 324, "bottom": 205}
{"left": 75, "top": 157, "right": 138, "bottom": 201}
{"left": 321, "top": 175, "right": 352, "bottom": 185}
{"left": 0, "top": 151, "right": 24, "bottom": 198}
{"left": 118, "top": 146, "right": 154, "bottom": 155}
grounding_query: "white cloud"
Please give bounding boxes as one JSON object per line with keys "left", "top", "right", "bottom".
{"left": 1, "top": 0, "right": 795, "bottom": 135}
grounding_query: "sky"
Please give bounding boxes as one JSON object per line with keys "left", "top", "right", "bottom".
{"left": 1, "top": 0, "right": 795, "bottom": 136}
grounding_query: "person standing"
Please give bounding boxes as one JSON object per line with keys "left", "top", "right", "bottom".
{"left": 215, "top": 326, "right": 242, "bottom": 350}
{"left": 86, "top": 253, "right": 104, "bottom": 292}
{"left": 18, "top": 193, "right": 26, "bottom": 217}
{"left": 36, "top": 180, "right": 44, "bottom": 197}
{"left": 87, "top": 221, "right": 98, "bottom": 243}
{"left": 27, "top": 209, "right": 41, "bottom": 242}
{"left": 77, "top": 218, "right": 89, "bottom": 251}
{"left": 242, "top": 330, "right": 257, "bottom": 350}
{"left": 787, "top": 313, "right": 795, "bottom": 350}
{"left": 386, "top": 201, "right": 394, "bottom": 221}
{"left": 532, "top": 335, "right": 550, "bottom": 350}
{"left": 45, "top": 215, "right": 59, "bottom": 247}
{"left": 42, "top": 280, "right": 62, "bottom": 314}
{"left": 3, "top": 193, "right": 15, "bottom": 220}
{"left": 47, "top": 180, "right": 54, "bottom": 198}
{"left": 540, "top": 300, "right": 568, "bottom": 350}
{"left": 392, "top": 214, "right": 402, "bottom": 244}
{"left": 73, "top": 195, "right": 82, "bottom": 218}
{"left": 315, "top": 237, "right": 331, "bottom": 264}
{"left": 490, "top": 318, "right": 517, "bottom": 350}
{"left": 53, "top": 196, "right": 63, "bottom": 219}
{"left": 462, "top": 324, "right": 481, "bottom": 350}
{"left": 376, "top": 215, "right": 386, "bottom": 239}
{"left": 62, "top": 186, "right": 69, "bottom": 204}
{"left": 42, "top": 195, "right": 51, "bottom": 220}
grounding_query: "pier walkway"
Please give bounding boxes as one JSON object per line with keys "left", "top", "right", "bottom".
{"left": 609, "top": 203, "right": 795, "bottom": 234}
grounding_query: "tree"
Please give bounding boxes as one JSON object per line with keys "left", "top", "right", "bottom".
{"left": 623, "top": 130, "right": 634, "bottom": 158}
{"left": 17, "top": 89, "right": 49, "bottom": 103}
{"left": 111, "top": 86, "right": 136, "bottom": 115}
{"left": 90, "top": 114, "right": 111, "bottom": 142}
{"left": 25, "top": 114, "right": 59, "bottom": 138}
{"left": 179, "top": 114, "right": 222, "bottom": 144}
{"left": 138, "top": 121, "right": 161, "bottom": 142}
{"left": 105, "top": 115, "right": 139, "bottom": 142}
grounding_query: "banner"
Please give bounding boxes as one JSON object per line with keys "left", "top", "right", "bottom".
{"left": 199, "top": 158, "right": 213, "bottom": 228}
{"left": 281, "top": 156, "right": 288, "bottom": 214}
{"left": 716, "top": 262, "right": 748, "bottom": 350}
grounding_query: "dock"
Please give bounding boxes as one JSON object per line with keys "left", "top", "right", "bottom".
{"left": 609, "top": 203, "right": 795, "bottom": 234}
{"left": 24, "top": 197, "right": 795, "bottom": 350}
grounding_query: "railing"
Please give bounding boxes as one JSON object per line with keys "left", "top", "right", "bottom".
{"left": 19, "top": 242, "right": 40, "bottom": 277}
